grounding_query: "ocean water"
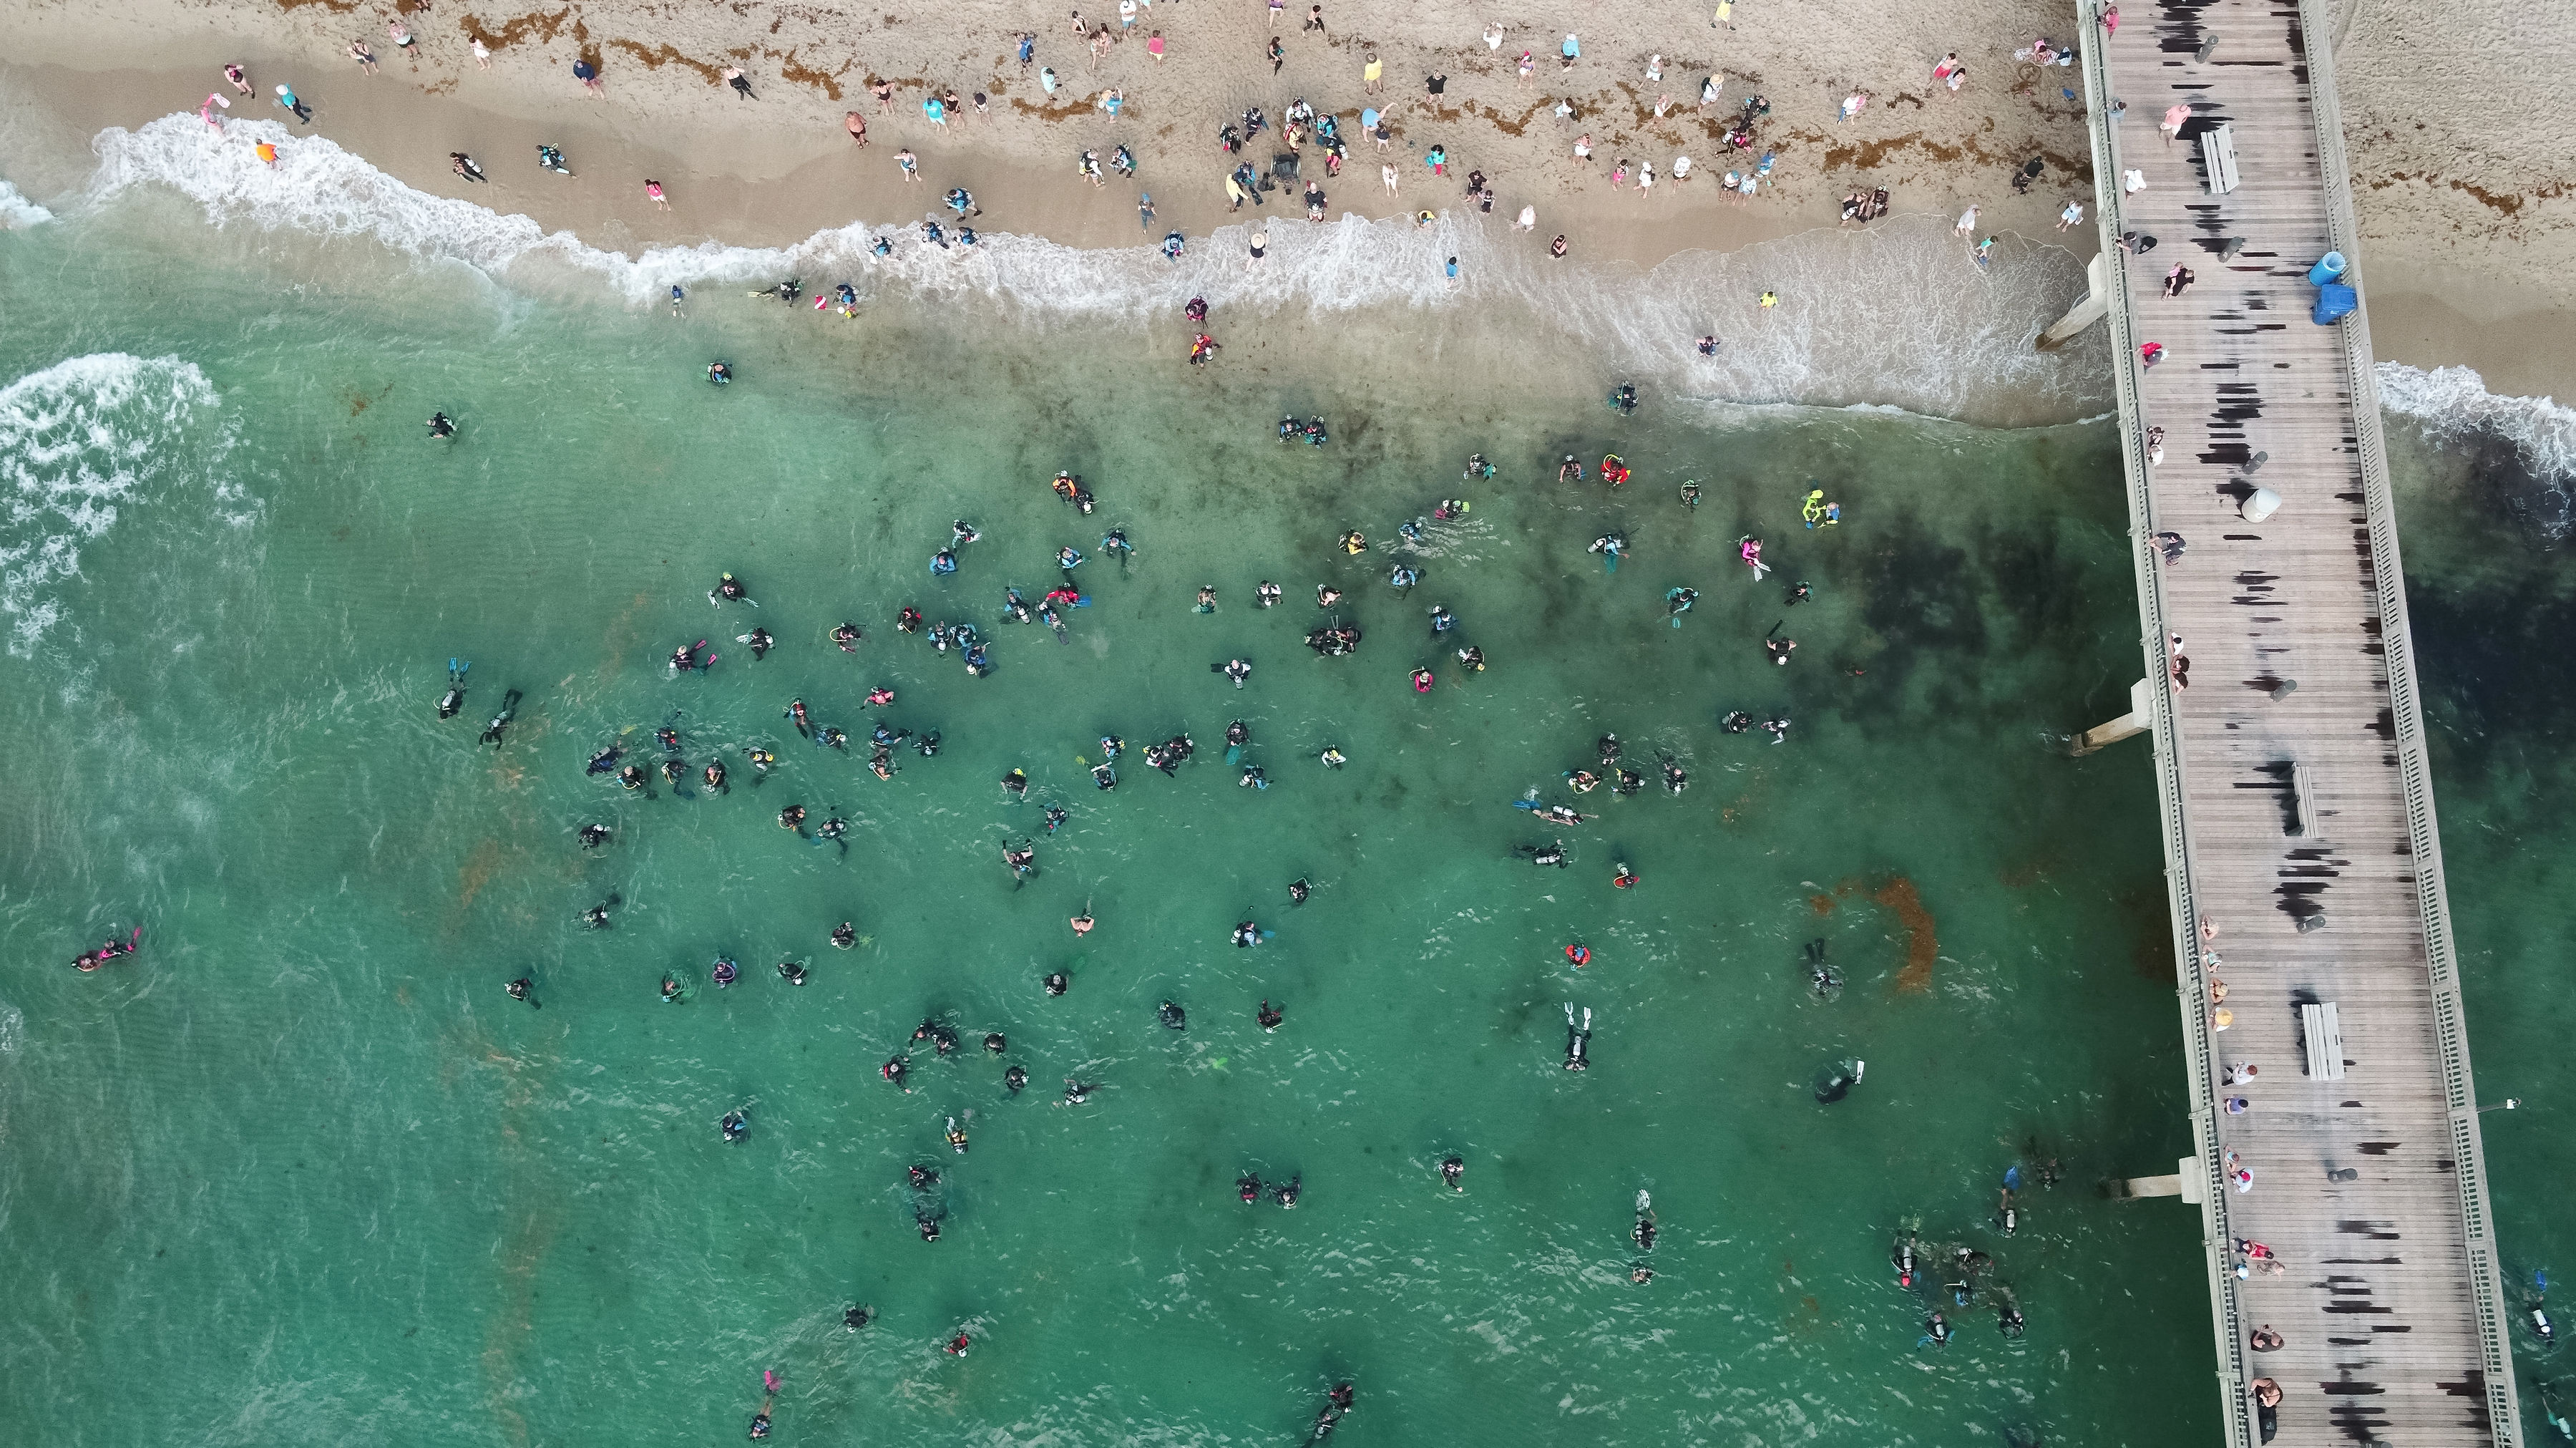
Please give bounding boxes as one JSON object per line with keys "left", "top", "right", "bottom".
{"left": 9, "top": 117, "right": 2561, "bottom": 1447}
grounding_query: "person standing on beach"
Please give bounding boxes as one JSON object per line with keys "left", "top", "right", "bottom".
{"left": 1363, "top": 54, "right": 1382, "bottom": 94}
{"left": 1382, "top": 162, "right": 1399, "bottom": 197}
{"left": 349, "top": 40, "right": 379, "bottom": 75}
{"left": 275, "top": 84, "right": 312, "bottom": 124}
{"left": 472, "top": 37, "right": 492, "bottom": 70}
{"left": 574, "top": 59, "right": 602, "bottom": 94}
{"left": 1138, "top": 192, "right": 1155, "bottom": 229}
{"left": 1270, "top": 36, "right": 1285, "bottom": 74}
{"left": 1246, "top": 230, "right": 1267, "bottom": 271}
{"left": 2057, "top": 199, "right": 2084, "bottom": 231}
{"left": 223, "top": 62, "right": 253, "bottom": 96}
{"left": 723, "top": 67, "right": 755, "bottom": 99}
{"left": 896, "top": 148, "right": 919, "bottom": 182}
{"left": 846, "top": 110, "right": 868, "bottom": 146}
{"left": 1148, "top": 30, "right": 1163, "bottom": 62}
{"left": 1955, "top": 204, "right": 1979, "bottom": 244}
{"left": 646, "top": 180, "right": 670, "bottom": 211}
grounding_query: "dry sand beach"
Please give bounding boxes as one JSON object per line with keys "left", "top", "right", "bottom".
{"left": 1, "top": 0, "right": 2568, "bottom": 399}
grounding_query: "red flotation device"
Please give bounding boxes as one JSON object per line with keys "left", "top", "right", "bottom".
{"left": 1566, "top": 943, "right": 1591, "bottom": 966}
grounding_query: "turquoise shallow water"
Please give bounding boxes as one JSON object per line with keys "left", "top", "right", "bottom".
{"left": 21, "top": 180, "right": 2570, "bottom": 1446}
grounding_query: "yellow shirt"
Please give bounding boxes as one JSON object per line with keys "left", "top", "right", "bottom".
{"left": 1363, "top": 59, "right": 1382, "bottom": 82}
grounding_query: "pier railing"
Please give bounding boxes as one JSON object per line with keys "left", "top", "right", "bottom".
{"left": 2296, "top": 4, "right": 2519, "bottom": 1437}
{"left": 2071, "top": 14, "right": 2254, "bottom": 1447}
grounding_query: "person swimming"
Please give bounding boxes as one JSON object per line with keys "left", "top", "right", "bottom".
{"left": 1257, "top": 998, "right": 1284, "bottom": 1031}
{"left": 721, "top": 1109, "right": 748, "bottom": 1143}
{"left": 1061, "top": 1078, "right": 1101, "bottom": 1105}
{"left": 1288, "top": 878, "right": 1311, "bottom": 904}
{"left": 1440, "top": 1157, "right": 1465, "bottom": 1191}
{"left": 844, "top": 1304, "right": 874, "bottom": 1331}
{"left": 1563, "top": 1003, "right": 1592, "bottom": 1069}
{"left": 1159, "top": 1000, "right": 1189, "bottom": 1029}
{"left": 505, "top": 976, "right": 536, "bottom": 1006}
{"left": 707, "top": 361, "right": 733, "bottom": 385}
{"left": 776, "top": 958, "right": 808, "bottom": 986}
{"left": 1231, "top": 921, "right": 1264, "bottom": 948}
{"left": 1239, "top": 1172, "right": 1263, "bottom": 1203}
{"left": 1005, "top": 1064, "right": 1029, "bottom": 1093}
{"left": 881, "top": 1054, "right": 911, "bottom": 1091}
{"left": 426, "top": 411, "right": 456, "bottom": 439}
{"left": 1516, "top": 840, "right": 1568, "bottom": 868}
{"left": 1273, "top": 1174, "right": 1302, "bottom": 1208}
{"left": 830, "top": 921, "right": 857, "bottom": 950}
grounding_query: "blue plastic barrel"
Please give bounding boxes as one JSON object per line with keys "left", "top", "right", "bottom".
{"left": 2313, "top": 283, "right": 2357, "bottom": 324}
{"left": 2307, "top": 251, "right": 2346, "bottom": 285}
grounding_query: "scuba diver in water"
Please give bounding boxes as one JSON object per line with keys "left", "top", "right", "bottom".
{"left": 1999, "top": 1299, "right": 2026, "bottom": 1337}
{"left": 1288, "top": 878, "right": 1312, "bottom": 905}
{"left": 1272, "top": 1175, "right": 1302, "bottom": 1208}
{"left": 577, "top": 822, "right": 612, "bottom": 849}
{"left": 1562, "top": 1003, "right": 1593, "bottom": 1070}
{"left": 707, "top": 361, "right": 733, "bottom": 385}
{"left": 1609, "top": 382, "right": 1638, "bottom": 414}
{"left": 831, "top": 921, "right": 857, "bottom": 949}
{"left": 1806, "top": 938, "right": 1842, "bottom": 996}
{"left": 479, "top": 689, "right": 522, "bottom": 747}
{"left": 505, "top": 976, "right": 537, "bottom": 1007}
{"left": 1043, "top": 804, "right": 1069, "bottom": 834}
{"left": 711, "top": 572, "right": 751, "bottom": 606}
{"left": 1814, "top": 1058, "right": 1865, "bottom": 1103}
{"left": 1062, "top": 1078, "right": 1101, "bottom": 1106}
{"left": 1440, "top": 1157, "right": 1465, "bottom": 1191}
{"left": 1231, "top": 921, "right": 1266, "bottom": 948}
{"left": 831, "top": 622, "right": 864, "bottom": 651}
{"left": 1893, "top": 1233, "right": 1918, "bottom": 1288}
{"left": 581, "top": 894, "right": 618, "bottom": 929}
{"left": 426, "top": 411, "right": 457, "bottom": 439}
{"left": 721, "top": 1109, "right": 749, "bottom": 1143}
{"left": 1159, "top": 1000, "right": 1189, "bottom": 1030}
{"left": 740, "top": 626, "right": 772, "bottom": 659}
{"left": 1516, "top": 840, "right": 1568, "bottom": 868}
{"left": 438, "top": 659, "right": 469, "bottom": 718}
{"left": 1257, "top": 998, "right": 1284, "bottom": 1031}
{"left": 1633, "top": 1192, "right": 1658, "bottom": 1250}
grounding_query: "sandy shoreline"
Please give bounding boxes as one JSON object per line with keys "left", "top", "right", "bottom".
{"left": 0, "top": 0, "right": 2568, "bottom": 402}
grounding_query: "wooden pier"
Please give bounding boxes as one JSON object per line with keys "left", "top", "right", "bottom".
{"left": 2074, "top": 1, "right": 2520, "bottom": 1442}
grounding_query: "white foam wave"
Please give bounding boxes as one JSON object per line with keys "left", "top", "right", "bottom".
{"left": 0, "top": 180, "right": 53, "bottom": 230}
{"left": 2376, "top": 361, "right": 2576, "bottom": 530}
{"left": 88, "top": 112, "right": 2107, "bottom": 422}
{"left": 0, "top": 354, "right": 240, "bottom": 655}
